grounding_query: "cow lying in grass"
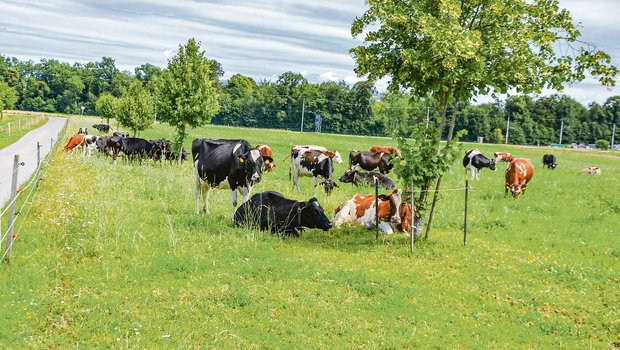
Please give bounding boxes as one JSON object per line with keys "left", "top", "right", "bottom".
{"left": 234, "top": 191, "right": 332, "bottom": 236}
{"left": 333, "top": 189, "right": 409, "bottom": 234}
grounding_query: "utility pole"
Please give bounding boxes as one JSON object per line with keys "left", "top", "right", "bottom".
{"left": 425, "top": 107, "right": 430, "bottom": 129}
{"left": 300, "top": 98, "right": 305, "bottom": 132}
{"left": 505, "top": 116, "right": 510, "bottom": 144}
{"left": 559, "top": 120, "right": 564, "bottom": 144}
{"left": 611, "top": 123, "right": 616, "bottom": 148}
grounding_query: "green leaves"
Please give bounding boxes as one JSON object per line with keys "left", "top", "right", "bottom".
{"left": 116, "top": 80, "right": 154, "bottom": 137}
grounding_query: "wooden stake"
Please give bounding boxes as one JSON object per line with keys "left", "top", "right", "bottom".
{"left": 375, "top": 176, "right": 379, "bottom": 241}
{"left": 5, "top": 155, "right": 20, "bottom": 262}
{"left": 464, "top": 180, "right": 469, "bottom": 246}
{"left": 410, "top": 182, "right": 415, "bottom": 251}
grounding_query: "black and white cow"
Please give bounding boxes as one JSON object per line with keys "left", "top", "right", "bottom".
{"left": 234, "top": 191, "right": 332, "bottom": 236}
{"left": 338, "top": 169, "right": 395, "bottom": 189}
{"left": 542, "top": 154, "right": 557, "bottom": 169}
{"left": 192, "top": 138, "right": 273, "bottom": 218}
{"left": 290, "top": 149, "right": 338, "bottom": 195}
{"left": 463, "top": 149, "right": 496, "bottom": 179}
{"left": 92, "top": 124, "right": 110, "bottom": 133}
{"left": 120, "top": 137, "right": 159, "bottom": 161}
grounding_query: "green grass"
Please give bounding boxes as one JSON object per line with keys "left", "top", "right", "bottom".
{"left": 0, "top": 114, "right": 48, "bottom": 150}
{"left": 1, "top": 117, "right": 618, "bottom": 349}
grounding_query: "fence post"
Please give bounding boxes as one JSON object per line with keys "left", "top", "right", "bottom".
{"left": 410, "top": 182, "right": 415, "bottom": 251}
{"left": 464, "top": 180, "right": 469, "bottom": 246}
{"left": 37, "top": 142, "right": 41, "bottom": 169}
{"left": 374, "top": 176, "right": 379, "bottom": 241}
{"left": 18, "top": 118, "right": 21, "bottom": 131}
{"left": 7, "top": 123, "right": 10, "bottom": 136}
{"left": 5, "top": 155, "right": 21, "bottom": 262}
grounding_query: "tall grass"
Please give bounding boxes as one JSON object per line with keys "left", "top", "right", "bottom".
{"left": 0, "top": 117, "right": 618, "bottom": 348}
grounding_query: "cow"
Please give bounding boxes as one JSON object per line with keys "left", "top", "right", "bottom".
{"left": 542, "top": 154, "right": 557, "bottom": 169}
{"left": 369, "top": 145, "right": 401, "bottom": 158}
{"left": 290, "top": 149, "right": 338, "bottom": 195}
{"left": 92, "top": 124, "right": 110, "bottom": 133}
{"left": 505, "top": 158, "right": 534, "bottom": 199}
{"left": 97, "top": 135, "right": 125, "bottom": 161}
{"left": 349, "top": 151, "right": 393, "bottom": 174}
{"left": 580, "top": 166, "right": 601, "bottom": 175}
{"left": 192, "top": 138, "right": 272, "bottom": 218}
{"left": 113, "top": 131, "right": 129, "bottom": 138}
{"left": 463, "top": 149, "right": 496, "bottom": 179}
{"left": 78, "top": 127, "right": 88, "bottom": 135}
{"left": 494, "top": 152, "right": 514, "bottom": 163}
{"left": 84, "top": 135, "right": 100, "bottom": 157}
{"left": 338, "top": 169, "right": 395, "bottom": 189}
{"left": 120, "top": 137, "right": 159, "bottom": 161}
{"left": 256, "top": 144, "right": 275, "bottom": 172}
{"left": 64, "top": 134, "right": 87, "bottom": 152}
{"left": 333, "top": 189, "right": 403, "bottom": 234}
{"left": 234, "top": 191, "right": 332, "bottom": 236}
{"left": 292, "top": 145, "right": 343, "bottom": 164}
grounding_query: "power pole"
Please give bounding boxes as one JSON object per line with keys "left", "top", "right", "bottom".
{"left": 559, "top": 120, "right": 564, "bottom": 144}
{"left": 425, "top": 107, "right": 430, "bottom": 129}
{"left": 611, "top": 123, "right": 616, "bottom": 148}
{"left": 300, "top": 98, "right": 305, "bottom": 132}
{"left": 505, "top": 116, "right": 510, "bottom": 144}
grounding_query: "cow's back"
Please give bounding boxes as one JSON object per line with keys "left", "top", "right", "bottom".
{"left": 193, "top": 139, "right": 251, "bottom": 183}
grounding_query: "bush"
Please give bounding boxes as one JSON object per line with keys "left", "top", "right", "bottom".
{"left": 595, "top": 139, "right": 610, "bottom": 150}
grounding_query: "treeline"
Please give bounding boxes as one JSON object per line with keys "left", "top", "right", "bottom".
{"left": 0, "top": 54, "right": 617, "bottom": 145}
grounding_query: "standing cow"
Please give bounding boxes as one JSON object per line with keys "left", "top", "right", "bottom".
{"left": 192, "top": 138, "right": 272, "bottom": 218}
{"left": 256, "top": 144, "right": 275, "bottom": 172}
{"left": 463, "top": 150, "right": 496, "bottom": 179}
{"left": 505, "top": 158, "right": 534, "bottom": 199}
{"left": 290, "top": 149, "right": 338, "bottom": 195}
{"left": 349, "top": 151, "right": 393, "bottom": 174}
{"left": 542, "top": 154, "right": 557, "bottom": 169}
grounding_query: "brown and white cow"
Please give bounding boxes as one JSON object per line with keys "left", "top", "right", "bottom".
{"left": 369, "top": 145, "right": 401, "bottom": 158}
{"left": 349, "top": 151, "right": 393, "bottom": 174}
{"left": 333, "top": 189, "right": 404, "bottom": 233}
{"left": 580, "top": 166, "right": 601, "bottom": 175}
{"left": 505, "top": 158, "right": 534, "bottom": 199}
{"left": 64, "top": 134, "right": 87, "bottom": 152}
{"left": 256, "top": 144, "right": 275, "bottom": 172}
{"left": 494, "top": 152, "right": 514, "bottom": 163}
{"left": 292, "top": 145, "right": 343, "bottom": 164}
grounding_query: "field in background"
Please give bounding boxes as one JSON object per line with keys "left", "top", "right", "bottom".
{"left": 0, "top": 116, "right": 618, "bottom": 348}
{"left": 0, "top": 114, "right": 48, "bottom": 150}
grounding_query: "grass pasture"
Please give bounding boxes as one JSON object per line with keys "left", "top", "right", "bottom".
{"left": 1, "top": 117, "right": 618, "bottom": 349}
{"left": 0, "top": 114, "right": 48, "bottom": 150}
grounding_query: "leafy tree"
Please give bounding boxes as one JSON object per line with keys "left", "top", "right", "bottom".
{"left": 351, "top": 0, "right": 617, "bottom": 238}
{"left": 595, "top": 139, "right": 610, "bottom": 150}
{"left": 156, "top": 38, "right": 220, "bottom": 152}
{"left": 115, "top": 81, "right": 154, "bottom": 137}
{"left": 0, "top": 81, "right": 18, "bottom": 119}
{"left": 95, "top": 93, "right": 118, "bottom": 125}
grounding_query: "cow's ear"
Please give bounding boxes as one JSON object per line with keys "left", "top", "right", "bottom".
{"left": 263, "top": 156, "right": 273, "bottom": 164}
{"left": 238, "top": 155, "right": 245, "bottom": 163}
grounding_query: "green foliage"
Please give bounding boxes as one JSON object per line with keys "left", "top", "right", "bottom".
{"left": 94, "top": 93, "right": 117, "bottom": 124}
{"left": 156, "top": 38, "right": 220, "bottom": 150}
{"left": 0, "top": 81, "right": 18, "bottom": 118}
{"left": 115, "top": 81, "right": 154, "bottom": 137}
{"left": 595, "top": 139, "right": 610, "bottom": 150}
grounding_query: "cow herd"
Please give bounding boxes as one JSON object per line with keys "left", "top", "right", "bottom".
{"left": 63, "top": 125, "right": 603, "bottom": 236}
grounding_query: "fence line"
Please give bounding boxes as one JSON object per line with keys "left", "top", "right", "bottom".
{"left": 0, "top": 114, "right": 47, "bottom": 136}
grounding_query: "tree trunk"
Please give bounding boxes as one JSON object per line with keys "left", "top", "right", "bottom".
{"left": 425, "top": 100, "right": 460, "bottom": 239}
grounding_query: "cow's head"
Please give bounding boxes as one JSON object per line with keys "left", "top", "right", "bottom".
{"left": 262, "top": 156, "right": 275, "bottom": 172}
{"left": 338, "top": 169, "right": 355, "bottom": 183}
{"left": 510, "top": 185, "right": 523, "bottom": 199}
{"left": 489, "top": 159, "right": 497, "bottom": 171}
{"left": 299, "top": 198, "right": 332, "bottom": 231}
{"left": 239, "top": 148, "right": 265, "bottom": 183}
{"left": 397, "top": 202, "right": 413, "bottom": 233}
{"left": 378, "top": 189, "right": 402, "bottom": 224}
{"left": 321, "top": 178, "right": 338, "bottom": 195}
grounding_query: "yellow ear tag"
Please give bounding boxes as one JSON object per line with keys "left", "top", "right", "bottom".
{"left": 265, "top": 160, "right": 270, "bottom": 164}
{"left": 239, "top": 157, "right": 244, "bottom": 163}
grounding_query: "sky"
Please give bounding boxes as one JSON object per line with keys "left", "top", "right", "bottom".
{"left": 1, "top": 0, "right": 618, "bottom": 106}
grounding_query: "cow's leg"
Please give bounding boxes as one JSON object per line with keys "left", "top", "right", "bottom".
{"left": 294, "top": 167, "right": 301, "bottom": 192}
{"left": 313, "top": 176, "right": 318, "bottom": 196}
{"left": 231, "top": 189, "right": 239, "bottom": 220}
{"left": 333, "top": 200, "right": 354, "bottom": 228}
{"left": 203, "top": 186, "right": 210, "bottom": 213}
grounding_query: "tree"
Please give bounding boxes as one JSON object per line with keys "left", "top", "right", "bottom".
{"left": 351, "top": 0, "right": 617, "bottom": 238}
{"left": 95, "top": 93, "right": 118, "bottom": 125}
{"left": 116, "top": 81, "right": 154, "bottom": 137}
{"left": 156, "top": 38, "right": 220, "bottom": 153}
{"left": 0, "top": 81, "right": 18, "bottom": 119}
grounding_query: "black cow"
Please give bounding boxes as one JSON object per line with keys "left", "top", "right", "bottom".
{"left": 463, "top": 149, "right": 496, "bottom": 179}
{"left": 349, "top": 151, "right": 393, "bottom": 174}
{"left": 339, "top": 169, "right": 395, "bottom": 189}
{"left": 120, "top": 137, "right": 158, "bottom": 161}
{"left": 92, "top": 124, "right": 110, "bottom": 133}
{"left": 542, "top": 154, "right": 557, "bottom": 169}
{"left": 290, "top": 149, "right": 338, "bottom": 195}
{"left": 113, "top": 131, "right": 129, "bottom": 138}
{"left": 234, "top": 191, "right": 332, "bottom": 236}
{"left": 192, "top": 138, "right": 273, "bottom": 218}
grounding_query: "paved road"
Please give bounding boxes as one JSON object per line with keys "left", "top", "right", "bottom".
{"left": 0, "top": 117, "right": 67, "bottom": 207}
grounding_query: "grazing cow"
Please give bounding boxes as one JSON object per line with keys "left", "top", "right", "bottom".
{"left": 463, "top": 149, "right": 496, "bottom": 179}
{"left": 256, "top": 144, "right": 275, "bottom": 172}
{"left": 234, "top": 191, "right": 332, "bottom": 236}
{"left": 290, "top": 149, "right": 338, "bottom": 195}
{"left": 333, "top": 189, "right": 403, "bottom": 234}
{"left": 505, "top": 158, "right": 534, "bottom": 199}
{"left": 120, "top": 137, "right": 159, "bottom": 161}
{"left": 542, "top": 154, "right": 557, "bottom": 169}
{"left": 292, "top": 145, "right": 343, "bottom": 164}
{"left": 349, "top": 151, "right": 393, "bottom": 174}
{"left": 338, "top": 169, "right": 394, "bottom": 189}
{"left": 78, "top": 127, "right": 88, "bottom": 135}
{"left": 369, "top": 145, "right": 401, "bottom": 157}
{"left": 113, "top": 131, "right": 129, "bottom": 138}
{"left": 580, "top": 166, "right": 601, "bottom": 175}
{"left": 84, "top": 135, "right": 100, "bottom": 157}
{"left": 192, "top": 138, "right": 272, "bottom": 218}
{"left": 92, "top": 124, "right": 110, "bottom": 133}
{"left": 494, "top": 152, "right": 514, "bottom": 163}
{"left": 64, "top": 134, "right": 87, "bottom": 152}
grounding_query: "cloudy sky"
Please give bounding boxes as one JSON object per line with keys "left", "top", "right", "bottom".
{"left": 1, "top": 0, "right": 618, "bottom": 105}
